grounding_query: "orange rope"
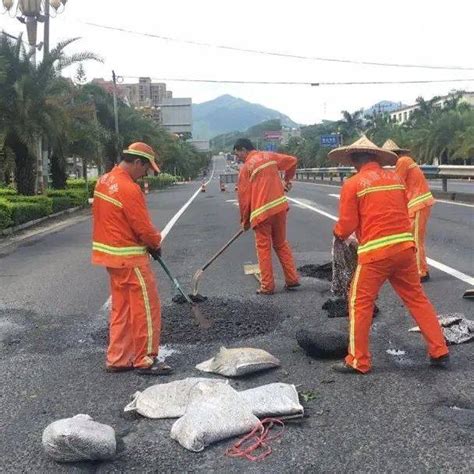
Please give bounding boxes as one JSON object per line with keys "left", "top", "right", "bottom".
{"left": 225, "top": 418, "right": 285, "bottom": 462}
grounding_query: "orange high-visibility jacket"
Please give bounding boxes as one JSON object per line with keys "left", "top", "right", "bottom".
{"left": 238, "top": 150, "right": 297, "bottom": 229}
{"left": 395, "top": 155, "right": 434, "bottom": 216}
{"left": 92, "top": 166, "right": 161, "bottom": 268}
{"left": 334, "top": 162, "right": 415, "bottom": 264}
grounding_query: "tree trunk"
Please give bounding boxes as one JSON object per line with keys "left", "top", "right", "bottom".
{"left": 7, "top": 135, "right": 36, "bottom": 195}
{"left": 50, "top": 151, "right": 67, "bottom": 189}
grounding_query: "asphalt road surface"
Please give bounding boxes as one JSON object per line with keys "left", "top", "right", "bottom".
{"left": 0, "top": 157, "right": 473, "bottom": 472}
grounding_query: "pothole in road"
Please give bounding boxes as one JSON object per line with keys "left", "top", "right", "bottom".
{"left": 161, "top": 297, "right": 284, "bottom": 344}
{"left": 298, "top": 263, "right": 332, "bottom": 281}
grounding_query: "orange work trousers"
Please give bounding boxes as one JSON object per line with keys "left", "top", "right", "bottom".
{"left": 106, "top": 264, "right": 161, "bottom": 369}
{"left": 411, "top": 206, "right": 431, "bottom": 277}
{"left": 346, "top": 247, "right": 448, "bottom": 373}
{"left": 254, "top": 211, "right": 299, "bottom": 292}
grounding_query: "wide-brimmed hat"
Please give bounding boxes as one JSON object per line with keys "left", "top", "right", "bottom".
{"left": 382, "top": 139, "right": 411, "bottom": 156}
{"left": 123, "top": 142, "right": 160, "bottom": 173}
{"left": 328, "top": 136, "right": 397, "bottom": 166}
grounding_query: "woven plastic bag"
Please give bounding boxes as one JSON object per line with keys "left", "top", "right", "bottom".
{"left": 170, "top": 382, "right": 259, "bottom": 452}
{"left": 196, "top": 346, "right": 280, "bottom": 377}
{"left": 331, "top": 237, "right": 358, "bottom": 298}
{"left": 124, "top": 377, "right": 227, "bottom": 419}
{"left": 42, "top": 414, "right": 116, "bottom": 463}
{"left": 240, "top": 383, "right": 304, "bottom": 418}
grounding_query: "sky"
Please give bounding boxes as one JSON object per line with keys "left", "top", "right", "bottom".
{"left": 1, "top": 0, "right": 474, "bottom": 125}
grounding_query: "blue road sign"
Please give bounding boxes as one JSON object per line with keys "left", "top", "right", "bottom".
{"left": 320, "top": 134, "right": 341, "bottom": 147}
{"left": 265, "top": 143, "right": 277, "bottom": 151}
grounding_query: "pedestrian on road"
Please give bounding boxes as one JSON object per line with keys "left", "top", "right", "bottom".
{"left": 329, "top": 136, "right": 448, "bottom": 374}
{"left": 92, "top": 142, "right": 172, "bottom": 376}
{"left": 382, "top": 139, "right": 435, "bottom": 282}
{"left": 234, "top": 138, "right": 300, "bottom": 294}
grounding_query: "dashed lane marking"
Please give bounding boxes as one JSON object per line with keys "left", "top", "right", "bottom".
{"left": 288, "top": 196, "right": 474, "bottom": 286}
{"left": 329, "top": 194, "right": 340, "bottom": 199}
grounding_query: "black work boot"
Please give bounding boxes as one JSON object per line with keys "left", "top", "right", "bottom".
{"left": 430, "top": 353, "right": 450, "bottom": 368}
{"left": 332, "top": 361, "right": 366, "bottom": 374}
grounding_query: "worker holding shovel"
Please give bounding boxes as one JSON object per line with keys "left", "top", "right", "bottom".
{"left": 234, "top": 138, "right": 300, "bottom": 295}
{"left": 92, "top": 142, "right": 172, "bottom": 376}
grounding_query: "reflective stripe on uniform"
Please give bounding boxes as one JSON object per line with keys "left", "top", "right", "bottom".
{"left": 134, "top": 267, "right": 153, "bottom": 354}
{"left": 92, "top": 242, "right": 147, "bottom": 256}
{"left": 414, "top": 211, "right": 421, "bottom": 273}
{"left": 250, "top": 161, "right": 277, "bottom": 181}
{"left": 250, "top": 196, "right": 287, "bottom": 222}
{"left": 349, "top": 264, "right": 362, "bottom": 369}
{"left": 357, "top": 232, "right": 414, "bottom": 254}
{"left": 94, "top": 191, "right": 123, "bottom": 208}
{"left": 408, "top": 191, "right": 433, "bottom": 209}
{"left": 356, "top": 184, "right": 405, "bottom": 198}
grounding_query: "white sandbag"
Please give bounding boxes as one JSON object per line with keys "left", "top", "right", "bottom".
{"left": 170, "top": 382, "right": 259, "bottom": 452}
{"left": 240, "top": 383, "right": 304, "bottom": 419}
{"left": 42, "top": 414, "right": 116, "bottom": 463}
{"left": 196, "top": 346, "right": 280, "bottom": 377}
{"left": 124, "top": 377, "right": 227, "bottom": 419}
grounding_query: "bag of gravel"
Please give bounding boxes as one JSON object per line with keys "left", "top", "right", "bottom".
{"left": 195, "top": 346, "right": 280, "bottom": 377}
{"left": 171, "top": 382, "right": 259, "bottom": 452}
{"left": 42, "top": 414, "right": 116, "bottom": 463}
{"left": 331, "top": 237, "right": 358, "bottom": 298}
{"left": 124, "top": 377, "right": 227, "bottom": 419}
{"left": 240, "top": 383, "right": 304, "bottom": 419}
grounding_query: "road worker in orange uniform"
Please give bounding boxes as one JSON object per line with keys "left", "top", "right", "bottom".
{"left": 329, "top": 136, "right": 448, "bottom": 374}
{"left": 234, "top": 138, "right": 300, "bottom": 294}
{"left": 383, "top": 139, "right": 435, "bottom": 282}
{"left": 92, "top": 142, "right": 172, "bottom": 376}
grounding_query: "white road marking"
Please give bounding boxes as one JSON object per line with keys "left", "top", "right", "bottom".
{"left": 101, "top": 161, "right": 217, "bottom": 312}
{"left": 435, "top": 199, "right": 474, "bottom": 208}
{"left": 329, "top": 194, "right": 340, "bottom": 199}
{"left": 288, "top": 196, "right": 474, "bottom": 286}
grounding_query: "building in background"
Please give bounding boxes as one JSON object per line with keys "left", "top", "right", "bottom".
{"left": 92, "top": 77, "right": 193, "bottom": 136}
{"left": 188, "top": 139, "right": 210, "bottom": 152}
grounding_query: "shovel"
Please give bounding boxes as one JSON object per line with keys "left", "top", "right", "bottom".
{"left": 156, "top": 256, "right": 211, "bottom": 328}
{"left": 191, "top": 229, "right": 245, "bottom": 297}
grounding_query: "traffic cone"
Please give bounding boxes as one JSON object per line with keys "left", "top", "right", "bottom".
{"left": 220, "top": 181, "right": 226, "bottom": 192}
{"left": 144, "top": 180, "right": 149, "bottom": 195}
{"left": 201, "top": 180, "right": 206, "bottom": 192}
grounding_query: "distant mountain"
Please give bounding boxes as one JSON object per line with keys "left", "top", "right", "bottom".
{"left": 193, "top": 94, "right": 298, "bottom": 139}
{"left": 364, "top": 100, "right": 406, "bottom": 116}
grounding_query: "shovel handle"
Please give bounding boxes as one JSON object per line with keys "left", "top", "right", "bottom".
{"left": 156, "top": 256, "right": 193, "bottom": 305}
{"left": 201, "top": 229, "right": 244, "bottom": 272}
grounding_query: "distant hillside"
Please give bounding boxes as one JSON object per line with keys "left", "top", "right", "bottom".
{"left": 193, "top": 94, "right": 298, "bottom": 139}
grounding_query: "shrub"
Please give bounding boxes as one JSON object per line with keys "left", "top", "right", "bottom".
{"left": 66, "top": 178, "right": 97, "bottom": 198}
{"left": 9, "top": 201, "right": 51, "bottom": 226}
{"left": 6, "top": 195, "right": 53, "bottom": 215}
{"left": 142, "top": 173, "right": 177, "bottom": 190}
{"left": 51, "top": 196, "right": 74, "bottom": 213}
{"left": 47, "top": 189, "right": 89, "bottom": 207}
{"left": 0, "top": 198, "right": 13, "bottom": 230}
{"left": 0, "top": 187, "right": 17, "bottom": 196}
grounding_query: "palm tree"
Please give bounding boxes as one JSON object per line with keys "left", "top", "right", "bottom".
{"left": 0, "top": 35, "right": 100, "bottom": 194}
{"left": 338, "top": 110, "right": 364, "bottom": 142}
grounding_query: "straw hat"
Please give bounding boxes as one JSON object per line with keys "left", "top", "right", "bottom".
{"left": 382, "top": 139, "right": 410, "bottom": 155}
{"left": 328, "top": 136, "right": 397, "bottom": 166}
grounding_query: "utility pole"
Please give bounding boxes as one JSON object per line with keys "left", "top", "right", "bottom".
{"left": 40, "top": 0, "right": 50, "bottom": 193}
{"left": 112, "top": 70, "right": 120, "bottom": 164}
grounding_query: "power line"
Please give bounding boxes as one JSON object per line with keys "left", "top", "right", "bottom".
{"left": 83, "top": 21, "right": 474, "bottom": 72}
{"left": 120, "top": 75, "right": 474, "bottom": 87}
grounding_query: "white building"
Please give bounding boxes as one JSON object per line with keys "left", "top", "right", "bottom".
{"left": 160, "top": 98, "right": 192, "bottom": 135}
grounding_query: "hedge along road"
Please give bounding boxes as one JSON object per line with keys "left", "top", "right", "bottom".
{"left": 0, "top": 156, "right": 473, "bottom": 472}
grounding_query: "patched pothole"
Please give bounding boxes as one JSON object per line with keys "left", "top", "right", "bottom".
{"left": 298, "top": 263, "right": 332, "bottom": 281}
{"left": 161, "top": 297, "right": 284, "bottom": 344}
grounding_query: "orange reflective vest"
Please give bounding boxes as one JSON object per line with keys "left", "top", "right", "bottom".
{"left": 395, "top": 155, "right": 435, "bottom": 216}
{"left": 334, "top": 162, "right": 414, "bottom": 264}
{"left": 238, "top": 150, "right": 297, "bottom": 229}
{"left": 92, "top": 166, "right": 161, "bottom": 268}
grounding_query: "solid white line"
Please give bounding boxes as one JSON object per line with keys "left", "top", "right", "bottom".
{"left": 288, "top": 196, "right": 474, "bottom": 285}
{"left": 435, "top": 199, "right": 474, "bottom": 208}
{"left": 287, "top": 197, "right": 337, "bottom": 221}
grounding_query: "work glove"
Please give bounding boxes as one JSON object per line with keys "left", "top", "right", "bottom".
{"left": 283, "top": 181, "right": 292, "bottom": 193}
{"left": 148, "top": 247, "right": 162, "bottom": 260}
{"left": 241, "top": 221, "right": 250, "bottom": 231}
{"left": 344, "top": 233, "right": 358, "bottom": 248}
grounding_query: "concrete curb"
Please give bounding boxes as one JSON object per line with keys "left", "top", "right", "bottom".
{"left": 295, "top": 179, "right": 474, "bottom": 203}
{"left": 0, "top": 206, "right": 82, "bottom": 237}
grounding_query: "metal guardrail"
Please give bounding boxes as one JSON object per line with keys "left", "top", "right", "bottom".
{"left": 296, "top": 165, "right": 474, "bottom": 192}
